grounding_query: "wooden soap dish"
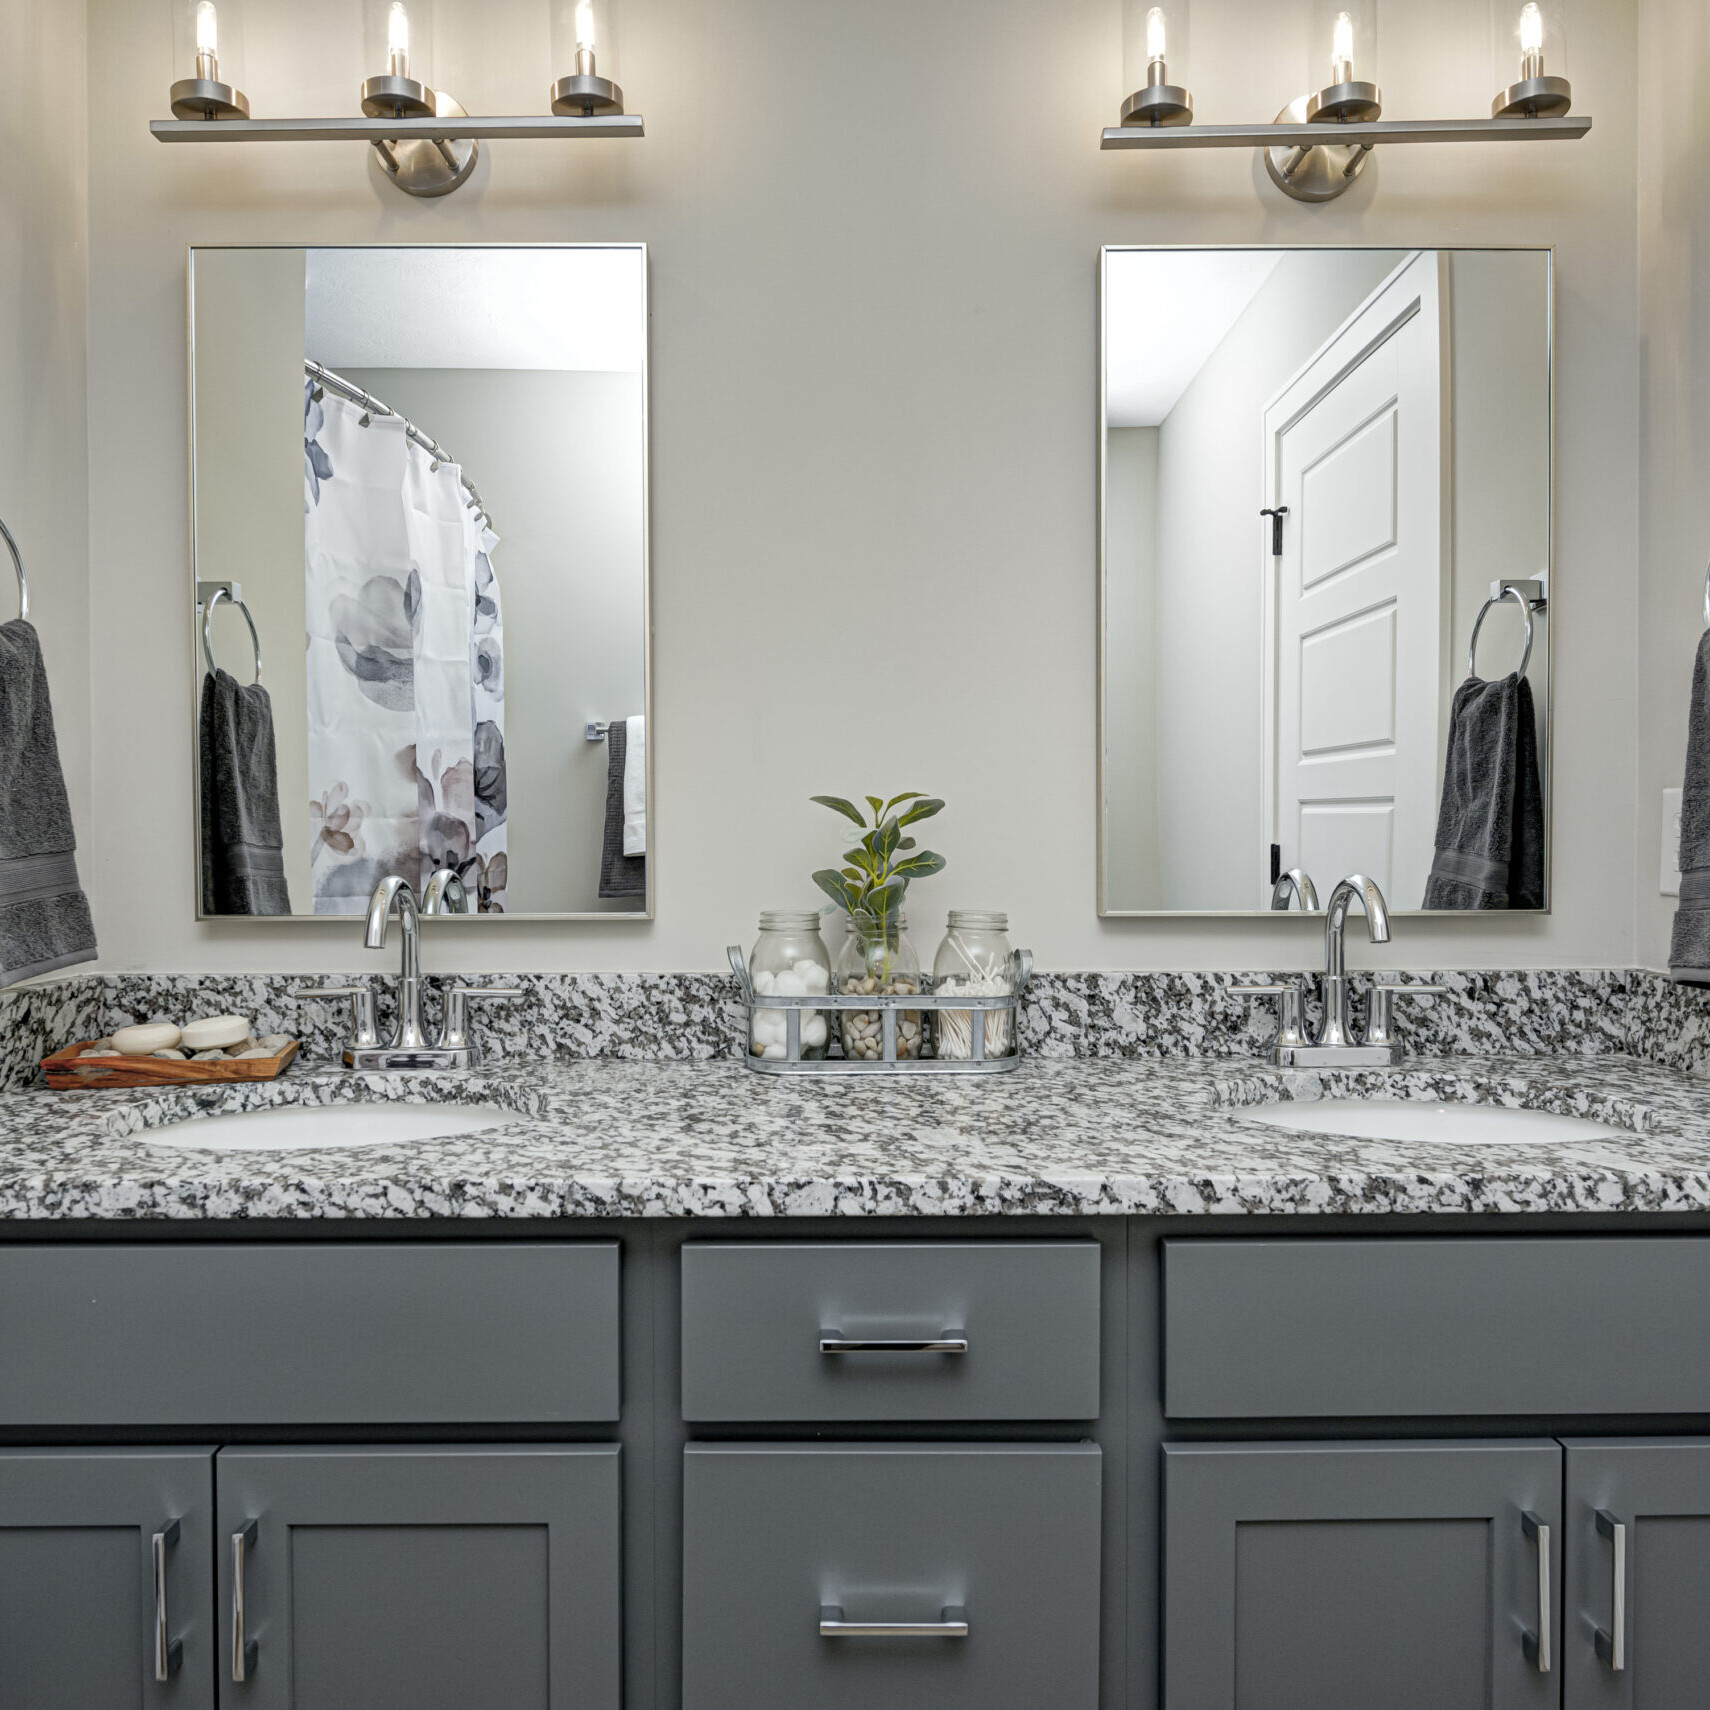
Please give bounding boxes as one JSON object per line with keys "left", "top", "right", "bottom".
{"left": 42, "top": 1039, "right": 301, "bottom": 1091}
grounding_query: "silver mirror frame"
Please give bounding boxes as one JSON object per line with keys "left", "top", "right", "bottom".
{"left": 187, "top": 241, "right": 654, "bottom": 923}
{"left": 1096, "top": 243, "right": 1555, "bottom": 919}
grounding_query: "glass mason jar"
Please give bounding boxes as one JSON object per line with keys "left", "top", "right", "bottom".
{"left": 835, "top": 912, "right": 923, "bottom": 1061}
{"left": 933, "top": 910, "right": 1016, "bottom": 1059}
{"left": 747, "top": 911, "right": 831, "bottom": 1061}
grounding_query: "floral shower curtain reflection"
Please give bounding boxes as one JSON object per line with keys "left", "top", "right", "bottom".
{"left": 303, "top": 382, "right": 508, "bottom": 913}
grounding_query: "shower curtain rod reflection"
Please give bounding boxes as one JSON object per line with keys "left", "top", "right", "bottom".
{"left": 305, "top": 359, "right": 495, "bottom": 531}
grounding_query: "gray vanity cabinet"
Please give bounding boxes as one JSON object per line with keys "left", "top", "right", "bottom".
{"left": 1162, "top": 1440, "right": 1562, "bottom": 1710}
{"left": 1562, "top": 1438, "right": 1710, "bottom": 1707}
{"left": 0, "top": 1447, "right": 216, "bottom": 1709}
{"left": 682, "top": 1442, "right": 1102, "bottom": 1710}
{"left": 214, "top": 1444, "right": 621, "bottom": 1710}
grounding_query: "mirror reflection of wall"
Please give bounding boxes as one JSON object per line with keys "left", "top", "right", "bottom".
{"left": 190, "top": 245, "right": 650, "bottom": 921}
{"left": 1101, "top": 247, "right": 1552, "bottom": 917}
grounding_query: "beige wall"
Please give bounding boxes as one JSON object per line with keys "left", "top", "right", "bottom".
{"left": 1, "top": 0, "right": 91, "bottom": 930}
{"left": 1636, "top": 0, "right": 1710, "bottom": 970}
{"left": 71, "top": 0, "right": 1641, "bottom": 973}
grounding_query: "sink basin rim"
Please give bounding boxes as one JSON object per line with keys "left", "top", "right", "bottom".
{"left": 1238, "top": 1096, "right": 1626, "bottom": 1144}
{"left": 133, "top": 1099, "right": 520, "bottom": 1153}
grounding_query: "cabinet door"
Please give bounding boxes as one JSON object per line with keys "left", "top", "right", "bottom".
{"left": 0, "top": 1447, "right": 215, "bottom": 1710}
{"left": 1163, "top": 1440, "right": 1561, "bottom": 1710}
{"left": 1563, "top": 1438, "right": 1710, "bottom": 1707}
{"left": 216, "top": 1445, "right": 619, "bottom": 1710}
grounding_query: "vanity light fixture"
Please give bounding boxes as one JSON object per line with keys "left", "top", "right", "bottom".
{"left": 1102, "top": 0, "right": 1589, "bottom": 201}
{"left": 1121, "top": 4, "right": 1193, "bottom": 128}
{"left": 169, "top": 0, "right": 248, "bottom": 120}
{"left": 151, "top": 0, "right": 642, "bottom": 195}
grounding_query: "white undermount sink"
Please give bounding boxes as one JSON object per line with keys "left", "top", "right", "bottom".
{"left": 1242, "top": 1098, "right": 1624, "bottom": 1144}
{"left": 138, "top": 1102, "right": 516, "bottom": 1152}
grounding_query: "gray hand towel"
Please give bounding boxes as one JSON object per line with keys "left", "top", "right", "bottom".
{"left": 199, "top": 668, "right": 292, "bottom": 916}
{"left": 598, "top": 720, "right": 645, "bottom": 900}
{"left": 1670, "top": 632, "right": 1710, "bottom": 981}
{"left": 0, "top": 618, "right": 97, "bottom": 985}
{"left": 1422, "top": 672, "right": 1545, "bottom": 910}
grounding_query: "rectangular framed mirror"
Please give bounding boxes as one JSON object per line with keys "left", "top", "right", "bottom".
{"left": 1099, "top": 246, "right": 1553, "bottom": 918}
{"left": 189, "top": 243, "right": 651, "bottom": 921}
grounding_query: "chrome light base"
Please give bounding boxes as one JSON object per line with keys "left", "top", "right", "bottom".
{"left": 170, "top": 77, "right": 249, "bottom": 121}
{"left": 361, "top": 74, "right": 436, "bottom": 119}
{"left": 364, "top": 87, "right": 479, "bottom": 198}
{"left": 1305, "top": 79, "right": 1383, "bottom": 123}
{"left": 1492, "top": 75, "right": 1572, "bottom": 119}
{"left": 552, "top": 73, "right": 624, "bottom": 116}
{"left": 1265, "top": 94, "right": 1377, "bottom": 202}
{"left": 1121, "top": 83, "right": 1194, "bottom": 127}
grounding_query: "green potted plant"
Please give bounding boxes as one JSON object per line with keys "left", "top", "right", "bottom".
{"left": 811, "top": 793, "right": 946, "bottom": 1060}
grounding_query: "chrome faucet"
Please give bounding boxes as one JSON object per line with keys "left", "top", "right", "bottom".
{"left": 1270, "top": 868, "right": 1320, "bottom": 911}
{"left": 293, "top": 870, "right": 519, "bottom": 1070}
{"left": 1237, "top": 873, "right": 1442, "bottom": 1067}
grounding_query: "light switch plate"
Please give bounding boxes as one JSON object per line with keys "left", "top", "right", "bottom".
{"left": 1662, "top": 787, "right": 1683, "bottom": 896}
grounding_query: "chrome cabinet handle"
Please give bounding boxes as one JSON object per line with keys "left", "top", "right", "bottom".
{"left": 152, "top": 1520, "right": 182, "bottom": 1682}
{"left": 819, "top": 1329, "right": 968, "bottom": 1354}
{"left": 1595, "top": 1509, "right": 1626, "bottom": 1671}
{"left": 231, "top": 1519, "right": 258, "bottom": 1682}
{"left": 819, "top": 1604, "right": 969, "bottom": 1638}
{"left": 1522, "top": 1511, "right": 1551, "bottom": 1673}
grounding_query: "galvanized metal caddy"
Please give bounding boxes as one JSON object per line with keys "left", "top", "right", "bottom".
{"left": 728, "top": 944, "right": 1034, "bottom": 1075}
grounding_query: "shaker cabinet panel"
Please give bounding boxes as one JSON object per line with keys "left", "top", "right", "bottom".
{"left": 215, "top": 1445, "right": 620, "bottom": 1710}
{"left": 0, "top": 1447, "right": 216, "bottom": 1710}
{"left": 1162, "top": 1440, "right": 1560, "bottom": 1710}
{"left": 680, "top": 1240, "right": 1100, "bottom": 1421}
{"left": 682, "top": 1442, "right": 1101, "bottom": 1710}
{"left": 1563, "top": 1438, "right": 1710, "bottom": 1708}
{"left": 0, "top": 1242, "right": 620, "bottom": 1425}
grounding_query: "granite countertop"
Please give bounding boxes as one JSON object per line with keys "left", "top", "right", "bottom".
{"left": 1, "top": 1052, "right": 1709, "bottom": 1220}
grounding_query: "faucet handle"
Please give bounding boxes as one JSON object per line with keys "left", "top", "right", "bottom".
{"left": 1365, "top": 980, "right": 1447, "bottom": 1050}
{"left": 439, "top": 984, "right": 523, "bottom": 1052}
{"left": 289, "top": 984, "right": 381, "bottom": 1048}
{"left": 1232, "top": 980, "right": 1311, "bottom": 1051}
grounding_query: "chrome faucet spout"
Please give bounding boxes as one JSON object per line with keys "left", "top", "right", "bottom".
{"left": 1323, "top": 872, "right": 1391, "bottom": 978}
{"left": 364, "top": 876, "right": 425, "bottom": 1048}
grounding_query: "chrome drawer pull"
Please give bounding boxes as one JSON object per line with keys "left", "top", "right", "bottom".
{"left": 819, "top": 1329, "right": 968, "bottom": 1354}
{"left": 1595, "top": 1509, "right": 1626, "bottom": 1671}
{"left": 232, "top": 1519, "right": 259, "bottom": 1682}
{"left": 1522, "top": 1511, "right": 1551, "bottom": 1673}
{"left": 152, "top": 1519, "right": 182, "bottom": 1682}
{"left": 819, "top": 1604, "right": 969, "bottom": 1638}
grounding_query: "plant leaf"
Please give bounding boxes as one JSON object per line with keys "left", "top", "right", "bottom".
{"left": 897, "top": 797, "right": 944, "bottom": 828}
{"left": 865, "top": 796, "right": 885, "bottom": 821}
{"left": 840, "top": 867, "right": 863, "bottom": 881}
{"left": 812, "top": 869, "right": 859, "bottom": 913}
{"left": 891, "top": 851, "right": 947, "bottom": 882}
{"left": 884, "top": 792, "right": 925, "bottom": 814}
{"left": 898, "top": 837, "right": 917, "bottom": 851}
{"left": 811, "top": 795, "right": 867, "bottom": 829}
{"left": 875, "top": 816, "right": 901, "bottom": 864}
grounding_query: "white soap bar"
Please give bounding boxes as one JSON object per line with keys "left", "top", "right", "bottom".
{"left": 113, "top": 1023, "right": 181, "bottom": 1056}
{"left": 152, "top": 1049, "right": 187, "bottom": 1061}
{"left": 181, "top": 1014, "right": 252, "bottom": 1051}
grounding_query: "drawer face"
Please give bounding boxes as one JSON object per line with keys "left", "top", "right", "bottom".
{"left": 680, "top": 1241, "right": 1100, "bottom": 1421}
{"left": 0, "top": 1242, "right": 619, "bottom": 1426}
{"left": 682, "top": 1443, "right": 1101, "bottom": 1710}
{"left": 1164, "top": 1236, "right": 1710, "bottom": 1419}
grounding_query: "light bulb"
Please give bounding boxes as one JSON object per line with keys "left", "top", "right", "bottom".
{"left": 1330, "top": 11, "right": 1355, "bottom": 82}
{"left": 195, "top": 1, "right": 218, "bottom": 54}
{"left": 576, "top": 0, "right": 596, "bottom": 51}
{"left": 1518, "top": 1, "right": 1544, "bottom": 75}
{"left": 1145, "top": 6, "right": 1167, "bottom": 65}
{"left": 387, "top": 1, "right": 410, "bottom": 76}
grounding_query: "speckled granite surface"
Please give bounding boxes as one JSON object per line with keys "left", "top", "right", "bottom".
{"left": 1, "top": 1053, "right": 1709, "bottom": 1221}
{"left": 1, "top": 966, "right": 1678, "bottom": 1093}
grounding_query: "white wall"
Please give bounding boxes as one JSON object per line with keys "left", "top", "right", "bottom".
{"left": 69, "top": 0, "right": 1641, "bottom": 973}
{"left": 1, "top": 0, "right": 90, "bottom": 917}
{"left": 1636, "top": 0, "right": 1710, "bottom": 970}
{"left": 1103, "top": 426, "right": 1160, "bottom": 911}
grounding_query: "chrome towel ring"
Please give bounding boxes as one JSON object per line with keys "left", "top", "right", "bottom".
{"left": 202, "top": 587, "right": 263, "bottom": 684}
{"left": 1467, "top": 584, "right": 1533, "bottom": 680}
{"left": 1, "top": 515, "right": 27, "bottom": 624}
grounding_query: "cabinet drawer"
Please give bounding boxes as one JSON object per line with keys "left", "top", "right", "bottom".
{"left": 1164, "top": 1236, "right": 1710, "bottom": 1419}
{"left": 680, "top": 1241, "right": 1099, "bottom": 1421}
{"left": 682, "top": 1443, "right": 1101, "bottom": 1710}
{"left": 0, "top": 1242, "right": 619, "bottom": 1426}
